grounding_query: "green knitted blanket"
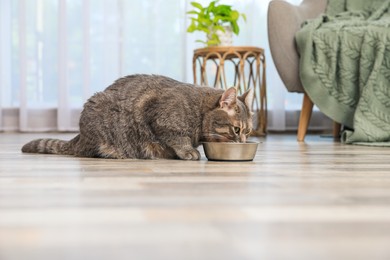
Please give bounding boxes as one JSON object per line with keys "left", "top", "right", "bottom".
{"left": 296, "top": 0, "right": 390, "bottom": 145}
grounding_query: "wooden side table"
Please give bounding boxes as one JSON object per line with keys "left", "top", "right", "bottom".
{"left": 192, "top": 46, "right": 267, "bottom": 136}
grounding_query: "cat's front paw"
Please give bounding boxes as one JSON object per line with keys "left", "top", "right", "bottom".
{"left": 176, "top": 147, "right": 200, "bottom": 160}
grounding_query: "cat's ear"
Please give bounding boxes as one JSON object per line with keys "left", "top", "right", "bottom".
{"left": 240, "top": 88, "right": 254, "bottom": 112}
{"left": 219, "top": 87, "right": 237, "bottom": 108}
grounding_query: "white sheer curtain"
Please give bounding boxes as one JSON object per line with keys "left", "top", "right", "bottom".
{"left": 0, "top": 0, "right": 331, "bottom": 132}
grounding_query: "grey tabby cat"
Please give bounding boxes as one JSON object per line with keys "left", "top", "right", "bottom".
{"left": 22, "top": 74, "right": 254, "bottom": 160}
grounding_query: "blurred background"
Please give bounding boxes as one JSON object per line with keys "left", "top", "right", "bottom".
{"left": 0, "top": 0, "right": 331, "bottom": 132}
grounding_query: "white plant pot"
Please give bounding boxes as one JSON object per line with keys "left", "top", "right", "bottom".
{"left": 216, "top": 26, "right": 233, "bottom": 46}
{"left": 207, "top": 26, "right": 233, "bottom": 46}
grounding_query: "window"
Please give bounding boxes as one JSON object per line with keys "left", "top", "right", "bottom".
{"left": 0, "top": 0, "right": 330, "bottom": 132}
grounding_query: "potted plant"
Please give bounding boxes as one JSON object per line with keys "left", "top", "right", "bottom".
{"left": 186, "top": 0, "right": 246, "bottom": 46}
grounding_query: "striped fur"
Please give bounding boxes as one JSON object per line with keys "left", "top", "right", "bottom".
{"left": 21, "top": 74, "right": 254, "bottom": 160}
{"left": 21, "top": 138, "right": 72, "bottom": 155}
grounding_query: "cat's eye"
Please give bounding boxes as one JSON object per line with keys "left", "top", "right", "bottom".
{"left": 233, "top": 127, "right": 240, "bottom": 134}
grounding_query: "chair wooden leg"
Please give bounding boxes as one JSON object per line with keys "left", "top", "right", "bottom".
{"left": 297, "top": 93, "right": 314, "bottom": 142}
{"left": 333, "top": 122, "right": 341, "bottom": 139}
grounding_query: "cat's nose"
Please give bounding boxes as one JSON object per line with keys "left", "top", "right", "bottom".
{"left": 240, "top": 134, "right": 246, "bottom": 143}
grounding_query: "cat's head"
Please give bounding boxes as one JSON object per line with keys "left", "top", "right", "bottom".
{"left": 202, "top": 87, "right": 254, "bottom": 143}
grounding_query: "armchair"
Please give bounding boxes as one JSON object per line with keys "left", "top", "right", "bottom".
{"left": 267, "top": 0, "right": 340, "bottom": 141}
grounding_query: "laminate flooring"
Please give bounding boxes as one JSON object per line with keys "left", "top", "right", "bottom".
{"left": 0, "top": 133, "right": 390, "bottom": 260}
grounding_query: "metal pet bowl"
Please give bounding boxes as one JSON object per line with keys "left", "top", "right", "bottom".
{"left": 202, "top": 141, "right": 259, "bottom": 161}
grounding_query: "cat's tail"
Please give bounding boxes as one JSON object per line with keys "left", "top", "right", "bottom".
{"left": 21, "top": 138, "right": 74, "bottom": 155}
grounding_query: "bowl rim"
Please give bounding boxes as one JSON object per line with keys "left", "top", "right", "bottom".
{"left": 201, "top": 141, "right": 260, "bottom": 144}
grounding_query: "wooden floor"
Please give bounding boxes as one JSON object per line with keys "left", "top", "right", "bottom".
{"left": 1, "top": 133, "right": 390, "bottom": 260}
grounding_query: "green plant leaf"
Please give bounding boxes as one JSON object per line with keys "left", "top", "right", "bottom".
{"left": 213, "top": 15, "right": 229, "bottom": 23}
{"left": 215, "top": 5, "right": 232, "bottom": 15}
{"left": 214, "top": 25, "right": 225, "bottom": 32}
{"left": 187, "top": 20, "right": 197, "bottom": 32}
{"left": 207, "top": 38, "right": 220, "bottom": 46}
{"left": 241, "top": 13, "right": 247, "bottom": 22}
{"left": 230, "top": 10, "right": 239, "bottom": 21}
{"left": 190, "top": 2, "right": 204, "bottom": 10}
{"left": 231, "top": 22, "right": 239, "bottom": 35}
{"left": 207, "top": 1, "right": 217, "bottom": 13}
{"left": 196, "top": 39, "right": 207, "bottom": 44}
{"left": 186, "top": 11, "right": 199, "bottom": 15}
{"left": 210, "top": 33, "right": 219, "bottom": 40}
{"left": 200, "top": 27, "right": 210, "bottom": 33}
{"left": 199, "top": 17, "right": 212, "bottom": 25}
